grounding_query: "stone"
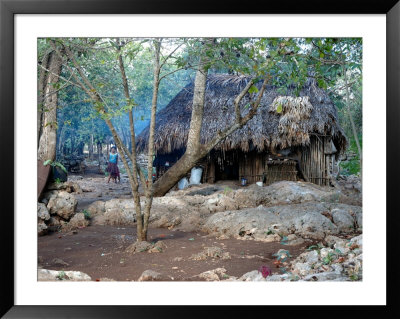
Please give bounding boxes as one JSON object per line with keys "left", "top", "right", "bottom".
{"left": 239, "top": 270, "right": 265, "bottom": 281}
{"left": 331, "top": 208, "right": 355, "bottom": 232}
{"left": 286, "top": 234, "right": 305, "bottom": 246}
{"left": 292, "top": 262, "right": 312, "bottom": 276}
{"left": 38, "top": 220, "right": 48, "bottom": 236}
{"left": 62, "top": 213, "right": 89, "bottom": 232}
{"left": 148, "top": 241, "right": 167, "bottom": 253}
{"left": 330, "top": 263, "right": 344, "bottom": 274}
{"left": 190, "top": 246, "right": 230, "bottom": 261}
{"left": 62, "top": 181, "right": 83, "bottom": 194}
{"left": 320, "top": 248, "right": 334, "bottom": 259}
{"left": 38, "top": 269, "right": 91, "bottom": 281}
{"left": 137, "top": 270, "right": 167, "bottom": 281}
{"left": 231, "top": 181, "right": 342, "bottom": 209}
{"left": 196, "top": 268, "right": 228, "bottom": 281}
{"left": 37, "top": 203, "right": 50, "bottom": 221}
{"left": 257, "top": 233, "right": 281, "bottom": 243}
{"left": 265, "top": 274, "right": 292, "bottom": 281}
{"left": 47, "top": 216, "right": 63, "bottom": 227}
{"left": 47, "top": 181, "right": 82, "bottom": 194}
{"left": 44, "top": 191, "right": 77, "bottom": 220}
{"left": 302, "top": 272, "right": 348, "bottom": 281}
{"left": 202, "top": 200, "right": 361, "bottom": 240}
{"left": 126, "top": 241, "right": 153, "bottom": 254}
{"left": 349, "top": 235, "right": 362, "bottom": 249}
{"left": 87, "top": 201, "right": 106, "bottom": 217}
{"left": 94, "top": 208, "right": 135, "bottom": 226}
{"left": 304, "top": 250, "right": 319, "bottom": 264}
{"left": 51, "top": 258, "right": 69, "bottom": 267}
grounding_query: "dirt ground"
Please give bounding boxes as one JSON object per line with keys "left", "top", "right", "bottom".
{"left": 38, "top": 167, "right": 312, "bottom": 281}
{"left": 38, "top": 225, "right": 308, "bottom": 281}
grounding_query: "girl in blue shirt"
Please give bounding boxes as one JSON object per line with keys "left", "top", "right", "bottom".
{"left": 107, "top": 146, "right": 120, "bottom": 183}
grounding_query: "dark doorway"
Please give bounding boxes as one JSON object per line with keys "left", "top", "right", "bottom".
{"left": 215, "top": 159, "right": 239, "bottom": 181}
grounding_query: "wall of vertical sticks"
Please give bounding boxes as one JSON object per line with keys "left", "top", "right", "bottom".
{"left": 156, "top": 135, "right": 335, "bottom": 187}
{"left": 300, "top": 134, "right": 334, "bottom": 186}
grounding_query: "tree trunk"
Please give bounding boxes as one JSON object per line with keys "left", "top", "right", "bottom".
{"left": 38, "top": 52, "right": 50, "bottom": 146}
{"left": 98, "top": 142, "right": 102, "bottom": 167}
{"left": 89, "top": 134, "right": 94, "bottom": 159}
{"left": 186, "top": 57, "right": 207, "bottom": 155}
{"left": 152, "top": 59, "right": 207, "bottom": 196}
{"left": 58, "top": 128, "right": 64, "bottom": 156}
{"left": 343, "top": 65, "right": 362, "bottom": 178}
{"left": 37, "top": 51, "right": 62, "bottom": 162}
{"left": 141, "top": 40, "right": 161, "bottom": 239}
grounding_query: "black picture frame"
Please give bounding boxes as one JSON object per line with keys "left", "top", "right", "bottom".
{"left": 1, "top": 0, "right": 399, "bottom": 317}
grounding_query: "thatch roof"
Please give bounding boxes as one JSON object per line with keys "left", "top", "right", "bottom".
{"left": 137, "top": 74, "right": 347, "bottom": 155}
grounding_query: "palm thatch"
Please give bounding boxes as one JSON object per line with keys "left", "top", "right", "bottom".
{"left": 137, "top": 73, "right": 347, "bottom": 155}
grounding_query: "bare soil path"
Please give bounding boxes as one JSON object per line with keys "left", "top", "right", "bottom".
{"left": 38, "top": 225, "right": 308, "bottom": 281}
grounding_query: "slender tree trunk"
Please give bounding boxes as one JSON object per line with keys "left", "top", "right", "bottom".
{"left": 37, "top": 51, "right": 62, "bottom": 162}
{"left": 142, "top": 40, "right": 161, "bottom": 239}
{"left": 117, "top": 42, "right": 146, "bottom": 240}
{"left": 89, "top": 133, "right": 94, "bottom": 159}
{"left": 343, "top": 65, "right": 362, "bottom": 177}
{"left": 98, "top": 142, "right": 102, "bottom": 167}
{"left": 58, "top": 125, "right": 65, "bottom": 156}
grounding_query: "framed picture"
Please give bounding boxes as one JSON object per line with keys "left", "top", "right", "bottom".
{"left": 1, "top": 0, "right": 398, "bottom": 317}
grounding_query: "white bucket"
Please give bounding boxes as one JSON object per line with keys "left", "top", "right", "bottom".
{"left": 256, "top": 181, "right": 263, "bottom": 187}
{"left": 178, "top": 177, "right": 189, "bottom": 190}
{"left": 189, "top": 167, "right": 203, "bottom": 185}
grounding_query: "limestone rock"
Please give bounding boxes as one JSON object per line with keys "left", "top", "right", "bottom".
{"left": 87, "top": 201, "right": 106, "bottom": 217}
{"left": 239, "top": 270, "right": 265, "bottom": 281}
{"left": 126, "top": 241, "right": 153, "bottom": 254}
{"left": 44, "top": 191, "right": 77, "bottom": 220}
{"left": 62, "top": 213, "right": 89, "bottom": 232}
{"left": 37, "top": 203, "right": 50, "bottom": 221}
{"left": 331, "top": 208, "right": 355, "bottom": 232}
{"left": 38, "top": 269, "right": 91, "bottom": 281}
{"left": 137, "top": 270, "right": 169, "bottom": 281}
{"left": 37, "top": 220, "right": 48, "bottom": 236}
{"left": 196, "top": 268, "right": 228, "bottom": 281}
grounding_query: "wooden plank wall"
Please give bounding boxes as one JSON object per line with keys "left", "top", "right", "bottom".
{"left": 300, "top": 135, "right": 331, "bottom": 186}
{"left": 238, "top": 151, "right": 266, "bottom": 184}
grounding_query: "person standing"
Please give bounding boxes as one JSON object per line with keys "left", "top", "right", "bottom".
{"left": 107, "top": 146, "right": 120, "bottom": 183}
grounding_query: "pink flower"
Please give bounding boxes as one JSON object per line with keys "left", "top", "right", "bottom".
{"left": 258, "top": 265, "right": 272, "bottom": 278}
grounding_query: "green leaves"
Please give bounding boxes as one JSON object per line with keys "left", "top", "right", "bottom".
{"left": 248, "top": 85, "right": 259, "bottom": 94}
{"left": 276, "top": 104, "right": 283, "bottom": 114}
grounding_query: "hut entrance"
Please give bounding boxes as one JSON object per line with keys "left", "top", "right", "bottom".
{"left": 213, "top": 151, "right": 239, "bottom": 182}
{"left": 215, "top": 160, "right": 239, "bottom": 181}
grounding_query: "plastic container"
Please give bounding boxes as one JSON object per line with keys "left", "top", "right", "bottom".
{"left": 256, "top": 181, "right": 263, "bottom": 187}
{"left": 178, "top": 177, "right": 189, "bottom": 190}
{"left": 189, "top": 167, "right": 203, "bottom": 185}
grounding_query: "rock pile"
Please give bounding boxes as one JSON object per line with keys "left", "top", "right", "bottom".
{"left": 190, "top": 234, "right": 363, "bottom": 282}
{"left": 38, "top": 180, "right": 88, "bottom": 234}
{"left": 236, "top": 234, "right": 363, "bottom": 282}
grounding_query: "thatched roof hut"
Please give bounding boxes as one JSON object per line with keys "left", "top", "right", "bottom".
{"left": 137, "top": 74, "right": 347, "bottom": 186}
{"left": 137, "top": 73, "right": 347, "bottom": 155}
